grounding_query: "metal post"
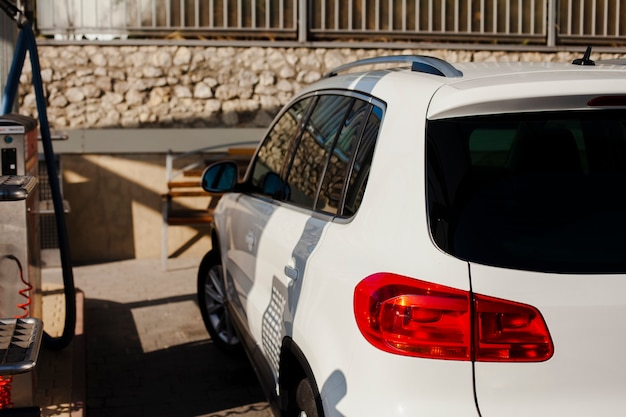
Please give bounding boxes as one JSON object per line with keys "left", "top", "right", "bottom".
{"left": 0, "top": 9, "right": 16, "bottom": 112}
{"left": 298, "top": 0, "right": 308, "bottom": 43}
{"left": 546, "top": 0, "right": 556, "bottom": 47}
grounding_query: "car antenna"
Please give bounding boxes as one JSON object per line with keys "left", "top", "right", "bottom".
{"left": 572, "top": 46, "right": 595, "bottom": 66}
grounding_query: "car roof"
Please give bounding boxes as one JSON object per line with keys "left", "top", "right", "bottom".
{"left": 303, "top": 55, "right": 626, "bottom": 119}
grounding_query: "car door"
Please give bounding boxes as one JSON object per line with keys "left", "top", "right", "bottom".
{"left": 220, "top": 96, "right": 314, "bottom": 334}
{"left": 239, "top": 93, "right": 380, "bottom": 387}
{"left": 247, "top": 94, "right": 357, "bottom": 376}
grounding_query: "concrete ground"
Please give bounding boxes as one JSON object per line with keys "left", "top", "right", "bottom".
{"left": 36, "top": 257, "right": 272, "bottom": 417}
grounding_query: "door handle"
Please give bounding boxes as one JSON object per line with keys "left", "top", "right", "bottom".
{"left": 284, "top": 264, "right": 298, "bottom": 280}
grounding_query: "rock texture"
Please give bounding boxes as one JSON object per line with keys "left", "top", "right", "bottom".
{"left": 16, "top": 45, "right": 623, "bottom": 130}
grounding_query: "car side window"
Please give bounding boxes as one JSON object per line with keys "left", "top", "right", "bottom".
{"left": 284, "top": 95, "right": 354, "bottom": 208}
{"left": 250, "top": 97, "right": 313, "bottom": 197}
{"left": 316, "top": 99, "right": 370, "bottom": 214}
{"left": 341, "top": 105, "right": 382, "bottom": 217}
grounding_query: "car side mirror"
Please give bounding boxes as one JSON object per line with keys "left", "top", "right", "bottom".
{"left": 262, "top": 172, "right": 284, "bottom": 196}
{"left": 201, "top": 161, "right": 238, "bottom": 193}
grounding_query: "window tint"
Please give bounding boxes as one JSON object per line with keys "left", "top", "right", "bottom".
{"left": 285, "top": 95, "right": 354, "bottom": 208}
{"left": 469, "top": 128, "right": 516, "bottom": 167}
{"left": 427, "top": 111, "right": 626, "bottom": 273}
{"left": 250, "top": 97, "right": 312, "bottom": 197}
{"left": 317, "top": 99, "right": 370, "bottom": 214}
{"left": 342, "top": 106, "right": 382, "bottom": 217}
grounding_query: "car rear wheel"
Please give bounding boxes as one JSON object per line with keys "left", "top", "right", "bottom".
{"left": 295, "top": 377, "right": 321, "bottom": 417}
{"left": 197, "top": 250, "right": 241, "bottom": 354}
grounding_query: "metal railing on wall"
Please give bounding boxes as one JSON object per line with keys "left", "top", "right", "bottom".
{"left": 35, "top": 0, "right": 626, "bottom": 47}
{"left": 35, "top": 0, "right": 299, "bottom": 40}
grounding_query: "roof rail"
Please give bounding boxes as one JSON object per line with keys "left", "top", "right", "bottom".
{"left": 324, "top": 55, "right": 463, "bottom": 78}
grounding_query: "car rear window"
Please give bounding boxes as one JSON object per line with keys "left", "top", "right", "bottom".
{"left": 427, "top": 110, "right": 626, "bottom": 273}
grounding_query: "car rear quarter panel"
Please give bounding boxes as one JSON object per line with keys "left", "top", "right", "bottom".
{"left": 289, "top": 74, "right": 479, "bottom": 416}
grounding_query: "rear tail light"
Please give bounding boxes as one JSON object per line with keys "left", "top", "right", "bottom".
{"left": 354, "top": 273, "right": 553, "bottom": 362}
{"left": 474, "top": 295, "right": 554, "bottom": 361}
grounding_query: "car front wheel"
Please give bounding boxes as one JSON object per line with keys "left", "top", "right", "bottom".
{"left": 197, "top": 250, "right": 241, "bottom": 354}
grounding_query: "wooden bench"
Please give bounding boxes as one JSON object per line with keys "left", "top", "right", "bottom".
{"left": 161, "top": 145, "right": 255, "bottom": 270}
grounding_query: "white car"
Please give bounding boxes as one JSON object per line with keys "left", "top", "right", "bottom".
{"left": 197, "top": 52, "right": 626, "bottom": 417}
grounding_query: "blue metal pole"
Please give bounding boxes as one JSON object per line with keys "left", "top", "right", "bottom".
{"left": 21, "top": 22, "right": 76, "bottom": 350}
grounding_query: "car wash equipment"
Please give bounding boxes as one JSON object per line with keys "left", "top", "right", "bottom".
{"left": 0, "top": 0, "right": 76, "bottom": 354}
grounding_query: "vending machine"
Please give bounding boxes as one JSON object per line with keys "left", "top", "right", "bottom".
{"left": 0, "top": 114, "right": 43, "bottom": 411}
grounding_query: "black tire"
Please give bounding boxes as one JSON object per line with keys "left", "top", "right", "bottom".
{"left": 295, "top": 377, "right": 322, "bottom": 417}
{"left": 197, "top": 250, "right": 241, "bottom": 354}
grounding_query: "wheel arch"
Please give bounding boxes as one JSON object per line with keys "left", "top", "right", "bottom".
{"left": 209, "top": 225, "right": 221, "bottom": 256}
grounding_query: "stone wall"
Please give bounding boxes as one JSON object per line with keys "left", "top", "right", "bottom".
{"left": 18, "top": 45, "right": 626, "bottom": 131}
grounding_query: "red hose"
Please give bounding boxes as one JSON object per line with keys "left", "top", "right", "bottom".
{"left": 0, "top": 254, "right": 33, "bottom": 408}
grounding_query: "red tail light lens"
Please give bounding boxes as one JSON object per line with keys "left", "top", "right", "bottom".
{"left": 474, "top": 295, "right": 554, "bottom": 362}
{"left": 354, "top": 273, "right": 471, "bottom": 360}
{"left": 354, "top": 273, "right": 553, "bottom": 362}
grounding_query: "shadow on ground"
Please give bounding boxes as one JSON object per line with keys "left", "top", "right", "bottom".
{"left": 84, "top": 297, "right": 270, "bottom": 417}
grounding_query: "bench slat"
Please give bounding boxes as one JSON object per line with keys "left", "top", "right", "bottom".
{"left": 167, "top": 180, "right": 202, "bottom": 188}
{"left": 166, "top": 209, "right": 214, "bottom": 225}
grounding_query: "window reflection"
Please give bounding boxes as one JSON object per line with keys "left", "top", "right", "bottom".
{"left": 251, "top": 97, "right": 312, "bottom": 197}
{"left": 285, "top": 95, "right": 353, "bottom": 208}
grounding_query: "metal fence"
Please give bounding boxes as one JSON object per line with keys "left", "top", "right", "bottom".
{"left": 35, "top": 0, "right": 626, "bottom": 47}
